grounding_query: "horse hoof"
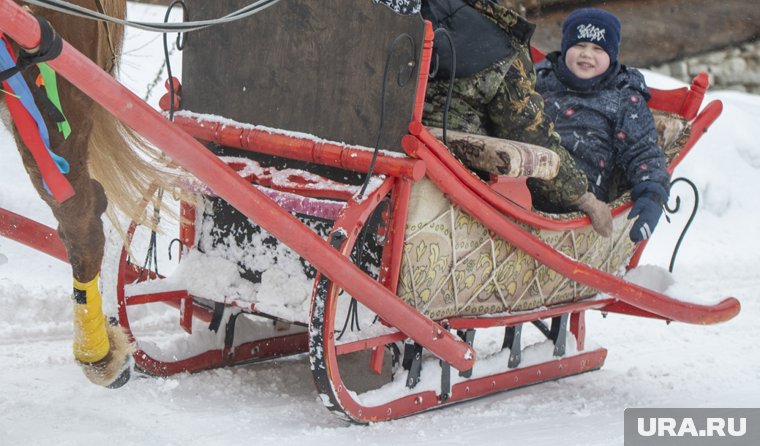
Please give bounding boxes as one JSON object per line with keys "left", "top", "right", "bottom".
{"left": 78, "top": 321, "right": 135, "bottom": 388}
{"left": 105, "top": 357, "right": 132, "bottom": 389}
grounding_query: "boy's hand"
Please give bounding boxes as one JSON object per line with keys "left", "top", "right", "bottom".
{"left": 627, "top": 181, "right": 668, "bottom": 243}
{"left": 628, "top": 195, "right": 663, "bottom": 242}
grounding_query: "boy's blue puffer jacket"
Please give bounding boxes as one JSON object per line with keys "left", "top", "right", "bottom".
{"left": 536, "top": 53, "right": 670, "bottom": 202}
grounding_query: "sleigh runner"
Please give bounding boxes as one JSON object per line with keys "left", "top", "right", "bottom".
{"left": 0, "top": 0, "right": 739, "bottom": 423}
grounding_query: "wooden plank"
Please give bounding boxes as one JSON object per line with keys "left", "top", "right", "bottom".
{"left": 181, "top": 0, "right": 424, "bottom": 153}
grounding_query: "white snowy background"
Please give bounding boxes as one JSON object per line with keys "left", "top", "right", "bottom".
{"left": 1, "top": 3, "right": 758, "bottom": 445}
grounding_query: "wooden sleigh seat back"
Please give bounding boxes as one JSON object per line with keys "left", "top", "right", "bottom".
{"left": 176, "top": 1, "right": 428, "bottom": 300}
{"left": 181, "top": 0, "right": 425, "bottom": 153}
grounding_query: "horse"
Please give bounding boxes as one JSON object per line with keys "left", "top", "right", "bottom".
{"left": 2, "top": 0, "right": 179, "bottom": 387}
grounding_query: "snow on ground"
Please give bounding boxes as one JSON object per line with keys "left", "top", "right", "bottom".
{"left": 1, "top": 3, "right": 759, "bottom": 445}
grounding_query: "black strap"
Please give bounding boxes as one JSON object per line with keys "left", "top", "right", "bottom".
{"left": 0, "top": 14, "right": 62, "bottom": 83}
{"left": 33, "top": 83, "right": 66, "bottom": 123}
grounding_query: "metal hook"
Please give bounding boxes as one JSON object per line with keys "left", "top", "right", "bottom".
{"left": 663, "top": 177, "right": 699, "bottom": 273}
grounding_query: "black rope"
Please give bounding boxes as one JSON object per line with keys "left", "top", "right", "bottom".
{"left": 163, "top": 0, "right": 188, "bottom": 121}
{"left": 335, "top": 197, "right": 391, "bottom": 338}
{"left": 357, "top": 33, "right": 417, "bottom": 199}
{"left": 168, "top": 238, "right": 182, "bottom": 261}
{"left": 335, "top": 219, "right": 373, "bottom": 340}
{"left": 133, "top": 3, "right": 188, "bottom": 280}
{"left": 663, "top": 177, "right": 699, "bottom": 273}
{"left": 22, "top": 0, "right": 281, "bottom": 34}
{"left": 137, "top": 189, "right": 164, "bottom": 281}
{"left": 431, "top": 28, "right": 456, "bottom": 147}
{"left": 336, "top": 29, "right": 410, "bottom": 330}
{"left": 336, "top": 298, "right": 361, "bottom": 341}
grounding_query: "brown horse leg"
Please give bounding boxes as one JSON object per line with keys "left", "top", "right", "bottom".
{"left": 17, "top": 127, "right": 133, "bottom": 386}
{"left": 7, "top": 0, "right": 135, "bottom": 387}
{"left": 13, "top": 29, "right": 133, "bottom": 385}
{"left": 62, "top": 180, "right": 134, "bottom": 387}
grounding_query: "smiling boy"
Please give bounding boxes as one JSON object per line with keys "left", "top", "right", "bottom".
{"left": 536, "top": 8, "right": 671, "bottom": 242}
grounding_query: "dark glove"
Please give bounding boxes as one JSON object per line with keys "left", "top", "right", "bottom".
{"left": 628, "top": 182, "right": 668, "bottom": 243}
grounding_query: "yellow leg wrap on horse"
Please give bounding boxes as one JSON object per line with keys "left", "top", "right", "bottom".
{"left": 72, "top": 275, "right": 110, "bottom": 364}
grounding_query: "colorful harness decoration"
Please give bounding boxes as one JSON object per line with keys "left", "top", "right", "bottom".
{"left": 1, "top": 33, "right": 73, "bottom": 203}
{"left": 37, "top": 62, "right": 72, "bottom": 139}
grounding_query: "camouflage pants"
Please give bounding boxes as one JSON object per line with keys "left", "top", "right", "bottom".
{"left": 423, "top": 44, "right": 588, "bottom": 212}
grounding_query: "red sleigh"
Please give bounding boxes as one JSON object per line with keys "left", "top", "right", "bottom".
{"left": 0, "top": 0, "right": 737, "bottom": 423}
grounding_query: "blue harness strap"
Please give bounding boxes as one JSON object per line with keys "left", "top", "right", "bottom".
{"left": 0, "top": 40, "right": 70, "bottom": 176}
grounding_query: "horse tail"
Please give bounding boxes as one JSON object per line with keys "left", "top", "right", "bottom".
{"left": 87, "top": 0, "right": 191, "bottom": 231}
{"left": 88, "top": 113, "right": 188, "bottom": 229}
